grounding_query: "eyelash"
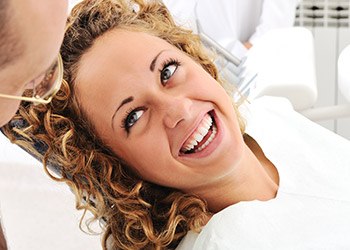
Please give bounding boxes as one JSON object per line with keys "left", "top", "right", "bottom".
{"left": 120, "top": 58, "right": 181, "bottom": 134}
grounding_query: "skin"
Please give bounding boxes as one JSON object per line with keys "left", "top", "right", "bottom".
{"left": 75, "top": 29, "right": 278, "bottom": 212}
{"left": 0, "top": 0, "right": 68, "bottom": 127}
{"left": 244, "top": 41, "right": 253, "bottom": 49}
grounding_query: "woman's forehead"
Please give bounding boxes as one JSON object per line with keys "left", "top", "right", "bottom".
{"left": 76, "top": 29, "right": 177, "bottom": 81}
{"left": 96, "top": 29, "right": 173, "bottom": 53}
{"left": 74, "top": 30, "right": 177, "bottom": 104}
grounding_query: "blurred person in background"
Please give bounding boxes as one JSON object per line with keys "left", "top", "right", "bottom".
{"left": 163, "top": 0, "right": 300, "bottom": 58}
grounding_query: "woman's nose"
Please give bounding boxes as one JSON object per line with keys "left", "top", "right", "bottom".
{"left": 162, "top": 97, "right": 192, "bottom": 129}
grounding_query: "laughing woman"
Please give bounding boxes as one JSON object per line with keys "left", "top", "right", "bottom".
{"left": 4, "top": 0, "right": 350, "bottom": 249}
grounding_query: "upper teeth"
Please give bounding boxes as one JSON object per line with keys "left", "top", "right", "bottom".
{"left": 182, "top": 114, "right": 213, "bottom": 152}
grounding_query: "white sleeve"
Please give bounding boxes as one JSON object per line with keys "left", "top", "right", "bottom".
{"left": 249, "top": 0, "right": 300, "bottom": 44}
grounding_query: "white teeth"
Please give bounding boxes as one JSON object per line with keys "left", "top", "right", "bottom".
{"left": 204, "top": 123, "right": 210, "bottom": 130}
{"left": 199, "top": 127, "right": 208, "bottom": 136}
{"left": 180, "top": 113, "right": 218, "bottom": 153}
{"left": 185, "top": 139, "right": 198, "bottom": 151}
{"left": 195, "top": 124, "right": 217, "bottom": 153}
{"left": 194, "top": 133, "right": 204, "bottom": 142}
{"left": 191, "top": 139, "right": 198, "bottom": 146}
{"left": 204, "top": 115, "right": 213, "bottom": 126}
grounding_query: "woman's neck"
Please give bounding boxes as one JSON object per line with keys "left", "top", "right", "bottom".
{"left": 197, "top": 136, "right": 279, "bottom": 213}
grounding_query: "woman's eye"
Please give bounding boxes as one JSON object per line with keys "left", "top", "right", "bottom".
{"left": 160, "top": 64, "right": 178, "bottom": 84}
{"left": 124, "top": 109, "right": 144, "bottom": 131}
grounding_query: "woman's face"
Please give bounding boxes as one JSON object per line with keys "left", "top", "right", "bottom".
{"left": 75, "top": 29, "right": 245, "bottom": 193}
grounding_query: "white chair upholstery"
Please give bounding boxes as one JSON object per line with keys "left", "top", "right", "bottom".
{"left": 244, "top": 27, "right": 318, "bottom": 111}
{"left": 338, "top": 44, "right": 350, "bottom": 102}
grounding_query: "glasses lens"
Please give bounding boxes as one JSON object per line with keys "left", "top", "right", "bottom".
{"left": 33, "top": 59, "right": 60, "bottom": 99}
{"left": 0, "top": 55, "right": 63, "bottom": 104}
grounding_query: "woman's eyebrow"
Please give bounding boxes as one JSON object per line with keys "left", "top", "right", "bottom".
{"left": 111, "top": 96, "right": 134, "bottom": 130}
{"left": 149, "top": 49, "right": 167, "bottom": 71}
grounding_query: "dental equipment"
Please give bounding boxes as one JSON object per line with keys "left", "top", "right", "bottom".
{"left": 195, "top": 19, "right": 258, "bottom": 102}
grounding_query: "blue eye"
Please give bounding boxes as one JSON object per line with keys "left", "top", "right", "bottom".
{"left": 160, "top": 59, "right": 180, "bottom": 85}
{"left": 122, "top": 109, "right": 144, "bottom": 132}
{"left": 161, "top": 64, "right": 177, "bottom": 84}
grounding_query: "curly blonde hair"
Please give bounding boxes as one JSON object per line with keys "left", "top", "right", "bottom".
{"left": 4, "top": 0, "right": 244, "bottom": 249}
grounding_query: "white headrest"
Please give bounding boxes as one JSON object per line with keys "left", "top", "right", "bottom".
{"left": 338, "top": 45, "right": 350, "bottom": 102}
{"left": 245, "top": 27, "right": 318, "bottom": 111}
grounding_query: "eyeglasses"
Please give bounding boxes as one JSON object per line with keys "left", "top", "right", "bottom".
{"left": 0, "top": 54, "right": 64, "bottom": 104}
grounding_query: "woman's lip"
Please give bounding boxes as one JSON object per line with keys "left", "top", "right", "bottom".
{"left": 178, "top": 110, "right": 223, "bottom": 158}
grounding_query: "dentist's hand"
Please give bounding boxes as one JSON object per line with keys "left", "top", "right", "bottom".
{"left": 244, "top": 42, "right": 253, "bottom": 49}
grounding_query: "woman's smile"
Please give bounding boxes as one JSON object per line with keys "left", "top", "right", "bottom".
{"left": 179, "top": 110, "right": 223, "bottom": 158}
